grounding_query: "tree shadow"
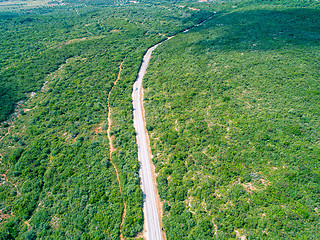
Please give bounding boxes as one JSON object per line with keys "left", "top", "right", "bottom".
{"left": 193, "top": 8, "right": 320, "bottom": 52}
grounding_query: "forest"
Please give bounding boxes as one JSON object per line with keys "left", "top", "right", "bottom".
{"left": 1, "top": 0, "right": 319, "bottom": 239}
{"left": 143, "top": 0, "right": 320, "bottom": 239}
{"left": 0, "top": 1, "right": 211, "bottom": 239}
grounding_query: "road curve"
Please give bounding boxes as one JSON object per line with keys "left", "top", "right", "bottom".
{"left": 132, "top": 15, "right": 214, "bottom": 240}
{"left": 132, "top": 43, "right": 163, "bottom": 240}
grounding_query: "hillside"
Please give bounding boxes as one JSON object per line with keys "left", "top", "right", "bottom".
{"left": 0, "top": 0, "right": 319, "bottom": 239}
{"left": 144, "top": 0, "right": 320, "bottom": 239}
{"left": 0, "top": 2, "right": 211, "bottom": 239}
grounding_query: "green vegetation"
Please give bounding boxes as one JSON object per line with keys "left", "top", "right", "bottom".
{"left": 0, "top": 0, "right": 52, "bottom": 12}
{"left": 144, "top": 0, "right": 320, "bottom": 239}
{"left": 0, "top": 2, "right": 212, "bottom": 239}
{"left": 2, "top": 0, "right": 319, "bottom": 239}
{"left": 0, "top": 3, "right": 210, "bottom": 123}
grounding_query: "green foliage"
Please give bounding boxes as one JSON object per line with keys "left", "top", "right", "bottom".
{"left": 144, "top": 0, "right": 320, "bottom": 239}
{"left": 0, "top": 2, "right": 211, "bottom": 122}
{"left": 1, "top": 55, "right": 125, "bottom": 238}
{"left": 0, "top": 2, "right": 211, "bottom": 239}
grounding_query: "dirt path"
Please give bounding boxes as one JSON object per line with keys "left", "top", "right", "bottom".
{"left": 0, "top": 209, "right": 11, "bottom": 221}
{"left": 1, "top": 169, "right": 21, "bottom": 195}
{"left": 107, "top": 59, "right": 126, "bottom": 240}
{"left": 0, "top": 125, "right": 14, "bottom": 142}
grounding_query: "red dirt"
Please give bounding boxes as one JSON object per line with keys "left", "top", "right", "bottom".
{"left": 1, "top": 170, "right": 21, "bottom": 196}
{"left": 93, "top": 122, "right": 103, "bottom": 134}
{"left": 107, "top": 59, "right": 126, "bottom": 240}
{"left": 24, "top": 220, "right": 31, "bottom": 230}
{"left": 0, "top": 125, "right": 14, "bottom": 142}
{"left": 0, "top": 210, "right": 10, "bottom": 220}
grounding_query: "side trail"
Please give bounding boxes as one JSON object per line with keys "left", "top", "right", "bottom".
{"left": 106, "top": 59, "right": 126, "bottom": 240}
{"left": 108, "top": 14, "right": 214, "bottom": 240}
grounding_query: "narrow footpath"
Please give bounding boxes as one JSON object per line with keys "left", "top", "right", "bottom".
{"left": 107, "top": 59, "right": 126, "bottom": 240}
